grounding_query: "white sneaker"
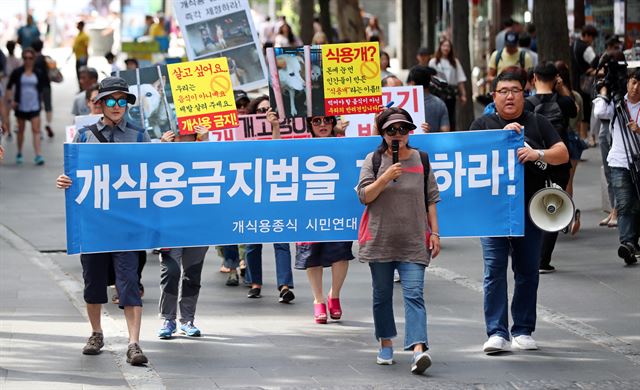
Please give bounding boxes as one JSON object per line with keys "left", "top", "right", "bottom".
{"left": 511, "top": 335, "right": 538, "bottom": 350}
{"left": 483, "top": 335, "right": 511, "bottom": 354}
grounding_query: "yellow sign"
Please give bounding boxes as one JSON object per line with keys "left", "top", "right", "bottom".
{"left": 321, "top": 42, "right": 382, "bottom": 115}
{"left": 167, "top": 58, "right": 238, "bottom": 134}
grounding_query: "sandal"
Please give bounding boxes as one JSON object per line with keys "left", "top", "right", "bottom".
{"left": 599, "top": 215, "right": 611, "bottom": 226}
{"left": 327, "top": 295, "right": 342, "bottom": 320}
{"left": 571, "top": 209, "right": 581, "bottom": 235}
{"left": 314, "top": 303, "right": 327, "bottom": 324}
{"left": 608, "top": 216, "right": 618, "bottom": 228}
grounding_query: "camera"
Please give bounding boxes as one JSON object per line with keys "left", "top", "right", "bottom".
{"left": 597, "top": 53, "right": 628, "bottom": 101}
{"left": 430, "top": 76, "right": 458, "bottom": 101}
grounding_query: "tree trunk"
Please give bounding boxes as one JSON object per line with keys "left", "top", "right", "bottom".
{"left": 298, "top": 0, "right": 315, "bottom": 45}
{"left": 335, "top": 0, "right": 365, "bottom": 43}
{"left": 451, "top": 0, "right": 473, "bottom": 130}
{"left": 533, "top": 0, "right": 571, "bottom": 66}
{"left": 318, "top": 0, "right": 334, "bottom": 43}
{"left": 399, "top": 0, "right": 421, "bottom": 68}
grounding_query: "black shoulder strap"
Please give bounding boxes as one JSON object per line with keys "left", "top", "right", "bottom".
{"left": 88, "top": 124, "right": 109, "bottom": 143}
{"left": 419, "top": 150, "right": 431, "bottom": 212}
{"left": 372, "top": 150, "right": 382, "bottom": 178}
{"left": 495, "top": 49, "right": 503, "bottom": 69}
{"left": 519, "top": 50, "right": 525, "bottom": 68}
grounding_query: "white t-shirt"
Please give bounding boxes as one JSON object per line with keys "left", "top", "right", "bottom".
{"left": 595, "top": 95, "right": 640, "bottom": 168}
{"left": 428, "top": 58, "right": 467, "bottom": 86}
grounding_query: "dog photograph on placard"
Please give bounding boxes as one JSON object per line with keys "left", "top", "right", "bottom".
{"left": 267, "top": 47, "right": 308, "bottom": 118}
{"left": 185, "top": 10, "right": 253, "bottom": 58}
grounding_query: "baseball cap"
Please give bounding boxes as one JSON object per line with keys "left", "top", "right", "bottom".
{"left": 93, "top": 76, "right": 136, "bottom": 104}
{"left": 417, "top": 47, "right": 430, "bottom": 56}
{"left": 505, "top": 31, "right": 519, "bottom": 47}
{"left": 381, "top": 113, "right": 417, "bottom": 131}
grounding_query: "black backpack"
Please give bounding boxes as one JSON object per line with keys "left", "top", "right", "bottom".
{"left": 526, "top": 94, "right": 565, "bottom": 133}
{"left": 495, "top": 48, "right": 526, "bottom": 70}
{"left": 371, "top": 149, "right": 432, "bottom": 211}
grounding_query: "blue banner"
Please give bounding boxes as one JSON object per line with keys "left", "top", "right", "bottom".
{"left": 64, "top": 130, "right": 524, "bottom": 254}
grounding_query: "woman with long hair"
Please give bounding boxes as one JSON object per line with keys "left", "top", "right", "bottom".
{"left": 428, "top": 39, "right": 467, "bottom": 130}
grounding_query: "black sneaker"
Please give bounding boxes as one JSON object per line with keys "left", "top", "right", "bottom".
{"left": 539, "top": 264, "right": 556, "bottom": 274}
{"left": 45, "top": 125, "right": 54, "bottom": 138}
{"left": 618, "top": 242, "right": 638, "bottom": 265}
{"left": 226, "top": 271, "right": 239, "bottom": 286}
{"left": 126, "top": 343, "right": 148, "bottom": 366}
{"left": 247, "top": 287, "right": 261, "bottom": 298}
{"left": 279, "top": 288, "right": 295, "bottom": 303}
{"left": 82, "top": 332, "right": 104, "bottom": 355}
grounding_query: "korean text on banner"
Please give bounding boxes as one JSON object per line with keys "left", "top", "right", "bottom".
{"left": 321, "top": 42, "right": 383, "bottom": 116}
{"left": 63, "top": 130, "right": 524, "bottom": 254}
{"left": 167, "top": 58, "right": 238, "bottom": 134}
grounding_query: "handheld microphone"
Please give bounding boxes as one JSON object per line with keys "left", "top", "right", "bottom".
{"left": 392, "top": 140, "right": 399, "bottom": 182}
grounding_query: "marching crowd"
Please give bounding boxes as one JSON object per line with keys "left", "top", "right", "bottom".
{"left": 1, "top": 11, "right": 638, "bottom": 378}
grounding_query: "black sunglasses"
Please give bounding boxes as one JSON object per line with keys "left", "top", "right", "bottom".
{"left": 256, "top": 106, "right": 269, "bottom": 114}
{"left": 384, "top": 126, "right": 411, "bottom": 136}
{"left": 311, "top": 117, "right": 334, "bottom": 126}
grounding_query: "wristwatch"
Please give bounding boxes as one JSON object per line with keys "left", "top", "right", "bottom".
{"left": 537, "top": 149, "right": 545, "bottom": 161}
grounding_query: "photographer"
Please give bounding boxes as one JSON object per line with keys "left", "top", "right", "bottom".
{"left": 593, "top": 65, "right": 640, "bottom": 266}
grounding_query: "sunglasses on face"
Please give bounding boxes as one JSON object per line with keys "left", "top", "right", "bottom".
{"left": 311, "top": 117, "right": 334, "bottom": 126}
{"left": 384, "top": 126, "right": 411, "bottom": 136}
{"left": 103, "top": 98, "right": 128, "bottom": 107}
{"left": 256, "top": 106, "right": 269, "bottom": 113}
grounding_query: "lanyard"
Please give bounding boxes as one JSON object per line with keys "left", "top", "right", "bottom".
{"left": 626, "top": 99, "right": 640, "bottom": 123}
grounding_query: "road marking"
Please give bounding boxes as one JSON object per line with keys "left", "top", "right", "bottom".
{"left": 0, "top": 224, "right": 166, "bottom": 389}
{"left": 427, "top": 265, "right": 640, "bottom": 366}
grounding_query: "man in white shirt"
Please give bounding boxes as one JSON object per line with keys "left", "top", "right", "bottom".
{"left": 593, "top": 68, "right": 640, "bottom": 265}
{"left": 71, "top": 67, "right": 98, "bottom": 116}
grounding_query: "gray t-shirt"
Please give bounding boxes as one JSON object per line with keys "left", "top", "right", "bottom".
{"left": 424, "top": 93, "right": 449, "bottom": 132}
{"left": 71, "top": 91, "right": 89, "bottom": 116}
{"left": 18, "top": 73, "right": 40, "bottom": 112}
{"left": 357, "top": 149, "right": 440, "bottom": 265}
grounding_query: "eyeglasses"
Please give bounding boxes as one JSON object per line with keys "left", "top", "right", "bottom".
{"left": 384, "top": 126, "right": 411, "bottom": 136}
{"left": 256, "top": 106, "right": 269, "bottom": 114}
{"left": 104, "top": 98, "right": 128, "bottom": 107}
{"left": 494, "top": 88, "right": 523, "bottom": 96}
{"left": 311, "top": 117, "right": 334, "bottom": 126}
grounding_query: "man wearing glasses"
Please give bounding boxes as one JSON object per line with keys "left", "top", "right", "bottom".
{"left": 469, "top": 70, "right": 568, "bottom": 355}
{"left": 55, "top": 76, "right": 151, "bottom": 366}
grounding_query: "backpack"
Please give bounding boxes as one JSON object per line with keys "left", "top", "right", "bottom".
{"left": 526, "top": 94, "right": 565, "bottom": 133}
{"left": 371, "top": 149, "right": 431, "bottom": 211}
{"left": 45, "top": 55, "right": 63, "bottom": 83}
{"left": 495, "top": 48, "right": 525, "bottom": 70}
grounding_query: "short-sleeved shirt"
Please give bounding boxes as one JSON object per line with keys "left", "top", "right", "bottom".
{"left": 357, "top": 149, "right": 440, "bottom": 265}
{"left": 469, "top": 111, "right": 563, "bottom": 202}
{"left": 488, "top": 48, "right": 533, "bottom": 75}
{"left": 72, "top": 118, "right": 150, "bottom": 143}
{"left": 18, "top": 73, "right": 40, "bottom": 112}
{"left": 424, "top": 93, "right": 450, "bottom": 131}
{"left": 428, "top": 58, "right": 467, "bottom": 86}
{"left": 71, "top": 91, "right": 89, "bottom": 115}
{"left": 73, "top": 31, "right": 89, "bottom": 58}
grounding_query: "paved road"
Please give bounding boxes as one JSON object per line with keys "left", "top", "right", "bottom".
{"left": 1, "top": 54, "right": 639, "bottom": 389}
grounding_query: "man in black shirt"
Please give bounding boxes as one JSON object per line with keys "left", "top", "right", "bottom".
{"left": 526, "top": 62, "right": 576, "bottom": 273}
{"left": 469, "top": 70, "right": 569, "bottom": 354}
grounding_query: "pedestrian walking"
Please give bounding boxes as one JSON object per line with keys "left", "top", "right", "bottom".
{"left": 356, "top": 107, "right": 440, "bottom": 374}
{"left": 6, "top": 48, "right": 46, "bottom": 165}
{"left": 17, "top": 14, "right": 40, "bottom": 50}
{"left": 407, "top": 65, "right": 450, "bottom": 132}
{"left": 156, "top": 125, "right": 210, "bottom": 339}
{"left": 72, "top": 21, "right": 90, "bottom": 90}
{"left": 469, "top": 70, "right": 569, "bottom": 354}
{"left": 31, "top": 39, "right": 54, "bottom": 138}
{"left": 55, "top": 76, "right": 151, "bottom": 366}
{"left": 428, "top": 38, "right": 467, "bottom": 131}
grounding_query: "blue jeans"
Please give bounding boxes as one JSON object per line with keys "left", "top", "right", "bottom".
{"left": 480, "top": 217, "right": 542, "bottom": 339}
{"left": 610, "top": 167, "right": 640, "bottom": 245}
{"left": 222, "top": 245, "right": 240, "bottom": 270}
{"left": 245, "top": 243, "right": 294, "bottom": 289}
{"left": 369, "top": 261, "right": 428, "bottom": 351}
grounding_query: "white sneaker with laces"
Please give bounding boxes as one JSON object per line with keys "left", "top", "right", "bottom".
{"left": 511, "top": 335, "right": 538, "bottom": 350}
{"left": 483, "top": 335, "right": 510, "bottom": 354}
